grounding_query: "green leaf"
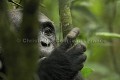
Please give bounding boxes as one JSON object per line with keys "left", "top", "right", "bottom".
{"left": 96, "top": 32, "right": 120, "bottom": 39}
{"left": 81, "top": 67, "right": 93, "bottom": 78}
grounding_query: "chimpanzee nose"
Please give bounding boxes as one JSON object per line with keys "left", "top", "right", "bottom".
{"left": 41, "top": 41, "right": 50, "bottom": 47}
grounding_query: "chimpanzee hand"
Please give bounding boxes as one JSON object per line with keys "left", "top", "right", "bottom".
{"left": 59, "top": 28, "right": 86, "bottom": 72}
{"left": 38, "top": 28, "right": 86, "bottom": 80}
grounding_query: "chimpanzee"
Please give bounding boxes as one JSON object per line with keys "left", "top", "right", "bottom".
{"left": 0, "top": 9, "right": 86, "bottom": 80}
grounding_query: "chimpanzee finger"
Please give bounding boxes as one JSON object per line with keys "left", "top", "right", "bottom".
{"left": 72, "top": 54, "right": 87, "bottom": 71}
{"left": 77, "top": 54, "right": 87, "bottom": 63}
{"left": 59, "top": 28, "right": 80, "bottom": 51}
{"left": 76, "top": 54, "right": 86, "bottom": 70}
{"left": 66, "top": 43, "right": 86, "bottom": 57}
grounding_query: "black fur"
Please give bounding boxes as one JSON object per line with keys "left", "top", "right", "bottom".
{"left": 37, "top": 36, "right": 87, "bottom": 80}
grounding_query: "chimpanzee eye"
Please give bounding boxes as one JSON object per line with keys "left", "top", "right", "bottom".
{"left": 44, "top": 27, "right": 52, "bottom": 36}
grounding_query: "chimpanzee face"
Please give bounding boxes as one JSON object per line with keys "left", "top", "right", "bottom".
{"left": 38, "top": 13, "right": 56, "bottom": 57}
{"left": 8, "top": 10, "right": 56, "bottom": 57}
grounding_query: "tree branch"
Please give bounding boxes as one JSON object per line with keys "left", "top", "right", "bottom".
{"left": 0, "top": 0, "right": 40, "bottom": 80}
{"left": 58, "top": 0, "right": 73, "bottom": 38}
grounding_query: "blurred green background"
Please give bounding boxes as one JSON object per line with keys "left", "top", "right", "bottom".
{"left": 8, "top": 0, "right": 120, "bottom": 80}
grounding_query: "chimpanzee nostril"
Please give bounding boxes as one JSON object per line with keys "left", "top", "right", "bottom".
{"left": 41, "top": 41, "right": 50, "bottom": 47}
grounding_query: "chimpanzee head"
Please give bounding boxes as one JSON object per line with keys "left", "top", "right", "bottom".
{"left": 38, "top": 13, "right": 56, "bottom": 57}
{"left": 8, "top": 9, "right": 56, "bottom": 57}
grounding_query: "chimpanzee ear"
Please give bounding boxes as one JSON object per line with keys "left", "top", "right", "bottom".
{"left": 8, "top": 9, "right": 23, "bottom": 30}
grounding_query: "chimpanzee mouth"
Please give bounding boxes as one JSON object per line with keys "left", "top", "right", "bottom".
{"left": 40, "top": 41, "right": 54, "bottom": 57}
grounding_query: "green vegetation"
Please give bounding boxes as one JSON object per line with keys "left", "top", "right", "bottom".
{"left": 0, "top": 0, "right": 120, "bottom": 80}
{"left": 39, "top": 0, "right": 120, "bottom": 80}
